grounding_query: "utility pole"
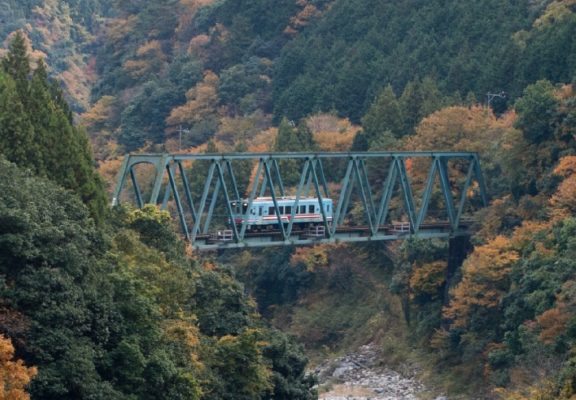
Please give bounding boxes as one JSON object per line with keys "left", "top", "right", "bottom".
{"left": 486, "top": 91, "right": 506, "bottom": 106}
{"left": 178, "top": 125, "right": 190, "bottom": 152}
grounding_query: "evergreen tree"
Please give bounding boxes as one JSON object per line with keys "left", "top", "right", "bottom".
{"left": 0, "top": 71, "right": 35, "bottom": 167}
{"left": 1, "top": 31, "right": 30, "bottom": 98}
{"left": 361, "top": 84, "right": 404, "bottom": 148}
{"left": 514, "top": 80, "right": 559, "bottom": 144}
{"left": 400, "top": 77, "right": 443, "bottom": 135}
{"left": 0, "top": 37, "right": 107, "bottom": 223}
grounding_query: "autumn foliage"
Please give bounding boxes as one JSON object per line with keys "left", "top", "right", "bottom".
{"left": 443, "top": 236, "right": 519, "bottom": 328}
{"left": 0, "top": 335, "right": 36, "bottom": 400}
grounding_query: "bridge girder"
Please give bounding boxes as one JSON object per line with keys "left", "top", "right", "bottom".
{"left": 112, "top": 152, "right": 488, "bottom": 250}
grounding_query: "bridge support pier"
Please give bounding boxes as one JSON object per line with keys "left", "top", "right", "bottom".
{"left": 443, "top": 235, "right": 473, "bottom": 308}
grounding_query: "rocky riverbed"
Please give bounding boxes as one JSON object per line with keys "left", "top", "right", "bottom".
{"left": 313, "top": 343, "right": 445, "bottom": 400}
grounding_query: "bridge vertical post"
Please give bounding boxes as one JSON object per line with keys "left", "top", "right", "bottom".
{"left": 112, "top": 156, "right": 131, "bottom": 206}
{"left": 443, "top": 235, "right": 473, "bottom": 310}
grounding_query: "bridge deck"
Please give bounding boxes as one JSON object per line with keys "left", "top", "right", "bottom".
{"left": 194, "top": 222, "right": 473, "bottom": 250}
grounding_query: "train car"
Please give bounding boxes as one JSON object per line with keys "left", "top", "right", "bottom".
{"left": 230, "top": 196, "right": 333, "bottom": 231}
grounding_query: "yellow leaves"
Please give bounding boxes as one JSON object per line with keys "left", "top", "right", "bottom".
{"left": 127, "top": 204, "right": 172, "bottom": 226}
{"left": 187, "top": 34, "right": 210, "bottom": 58}
{"left": 123, "top": 41, "right": 166, "bottom": 79}
{"left": 136, "top": 40, "right": 164, "bottom": 58}
{"left": 0, "top": 335, "right": 37, "bottom": 400}
{"left": 122, "top": 59, "right": 152, "bottom": 78}
{"left": 554, "top": 155, "right": 576, "bottom": 177}
{"left": 307, "top": 114, "right": 359, "bottom": 151}
{"left": 177, "top": 0, "right": 215, "bottom": 36}
{"left": 246, "top": 128, "right": 277, "bottom": 152}
{"left": 533, "top": 0, "right": 576, "bottom": 28}
{"left": 509, "top": 220, "right": 552, "bottom": 250}
{"left": 494, "top": 383, "right": 559, "bottom": 400}
{"left": 107, "top": 16, "right": 138, "bottom": 42}
{"left": 443, "top": 236, "right": 518, "bottom": 328}
{"left": 0, "top": 31, "right": 47, "bottom": 68}
{"left": 166, "top": 71, "right": 220, "bottom": 127}
{"left": 550, "top": 156, "right": 576, "bottom": 218}
{"left": 290, "top": 245, "right": 330, "bottom": 272}
{"left": 81, "top": 96, "right": 116, "bottom": 129}
{"left": 215, "top": 113, "right": 272, "bottom": 145}
{"left": 466, "top": 236, "right": 518, "bottom": 278}
{"left": 284, "top": 4, "right": 321, "bottom": 36}
{"left": 406, "top": 105, "right": 513, "bottom": 154}
{"left": 97, "top": 157, "right": 123, "bottom": 193}
{"left": 409, "top": 261, "right": 447, "bottom": 298}
{"left": 163, "top": 318, "right": 202, "bottom": 368}
{"left": 314, "top": 129, "right": 356, "bottom": 151}
{"left": 534, "top": 280, "right": 576, "bottom": 344}
{"left": 536, "top": 307, "right": 569, "bottom": 344}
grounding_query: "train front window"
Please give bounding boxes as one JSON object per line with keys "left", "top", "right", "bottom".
{"left": 268, "top": 206, "right": 275, "bottom": 215}
{"left": 308, "top": 205, "right": 314, "bottom": 213}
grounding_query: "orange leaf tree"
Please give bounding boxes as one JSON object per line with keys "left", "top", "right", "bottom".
{"left": 0, "top": 335, "right": 37, "bottom": 400}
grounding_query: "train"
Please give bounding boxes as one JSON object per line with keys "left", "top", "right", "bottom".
{"left": 229, "top": 196, "right": 333, "bottom": 231}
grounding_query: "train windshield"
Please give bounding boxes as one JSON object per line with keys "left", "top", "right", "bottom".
{"left": 230, "top": 201, "right": 249, "bottom": 214}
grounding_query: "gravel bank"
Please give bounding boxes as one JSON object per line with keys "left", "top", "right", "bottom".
{"left": 313, "top": 343, "right": 445, "bottom": 400}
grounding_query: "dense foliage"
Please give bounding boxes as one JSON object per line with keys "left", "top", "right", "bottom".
{"left": 0, "top": 38, "right": 316, "bottom": 399}
{"left": 0, "top": 32, "right": 108, "bottom": 223}
{"left": 2, "top": 1, "right": 576, "bottom": 398}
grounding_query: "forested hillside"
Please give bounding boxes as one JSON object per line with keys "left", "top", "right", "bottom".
{"left": 0, "top": 35, "right": 316, "bottom": 400}
{"left": 0, "top": 0, "right": 113, "bottom": 111}
{"left": 1, "top": 0, "right": 576, "bottom": 399}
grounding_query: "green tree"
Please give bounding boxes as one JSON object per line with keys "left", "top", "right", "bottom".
{"left": 514, "top": 79, "right": 559, "bottom": 144}
{"left": 274, "top": 118, "right": 316, "bottom": 187}
{"left": 0, "top": 71, "right": 35, "bottom": 167}
{"left": 205, "top": 329, "right": 272, "bottom": 400}
{"left": 400, "top": 77, "right": 443, "bottom": 135}
{"left": 1, "top": 31, "right": 30, "bottom": 97}
{"left": 361, "top": 84, "right": 403, "bottom": 148}
{"left": 0, "top": 36, "right": 108, "bottom": 223}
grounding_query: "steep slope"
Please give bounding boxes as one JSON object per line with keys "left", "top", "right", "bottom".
{"left": 0, "top": 0, "right": 112, "bottom": 111}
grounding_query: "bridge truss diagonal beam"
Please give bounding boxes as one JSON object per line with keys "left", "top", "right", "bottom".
{"left": 112, "top": 152, "right": 489, "bottom": 250}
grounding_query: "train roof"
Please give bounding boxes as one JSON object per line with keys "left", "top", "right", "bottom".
{"left": 232, "top": 196, "right": 332, "bottom": 203}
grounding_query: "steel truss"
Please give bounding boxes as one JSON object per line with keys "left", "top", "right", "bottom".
{"left": 112, "top": 152, "right": 488, "bottom": 250}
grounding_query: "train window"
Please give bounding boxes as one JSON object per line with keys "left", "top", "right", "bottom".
{"left": 285, "top": 206, "right": 292, "bottom": 215}
{"left": 258, "top": 207, "right": 262, "bottom": 216}
{"left": 268, "top": 206, "right": 275, "bottom": 215}
{"left": 308, "top": 205, "right": 314, "bottom": 213}
{"left": 250, "top": 208, "right": 256, "bottom": 215}
{"left": 327, "top": 204, "right": 330, "bottom": 212}
{"left": 279, "top": 206, "right": 284, "bottom": 214}
{"left": 300, "top": 205, "right": 306, "bottom": 214}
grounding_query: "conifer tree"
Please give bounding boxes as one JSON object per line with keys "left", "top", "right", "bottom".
{"left": 274, "top": 118, "right": 316, "bottom": 187}
{"left": 1, "top": 31, "right": 30, "bottom": 98}
{"left": 361, "top": 84, "right": 403, "bottom": 148}
{"left": 400, "top": 77, "right": 443, "bottom": 135}
{"left": 0, "top": 37, "right": 107, "bottom": 223}
{"left": 0, "top": 71, "right": 35, "bottom": 167}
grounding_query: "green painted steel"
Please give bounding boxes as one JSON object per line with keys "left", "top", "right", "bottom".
{"left": 112, "top": 152, "right": 489, "bottom": 250}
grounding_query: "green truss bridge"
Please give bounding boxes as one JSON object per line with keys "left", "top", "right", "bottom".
{"left": 113, "top": 152, "right": 488, "bottom": 251}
